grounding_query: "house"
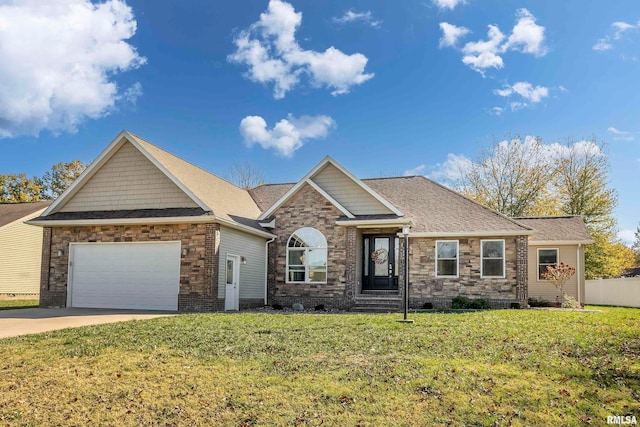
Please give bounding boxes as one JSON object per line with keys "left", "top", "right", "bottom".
{"left": 0, "top": 201, "right": 52, "bottom": 298}
{"left": 28, "top": 131, "right": 591, "bottom": 311}
{"left": 514, "top": 216, "right": 594, "bottom": 305}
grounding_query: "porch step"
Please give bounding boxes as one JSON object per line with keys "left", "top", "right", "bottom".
{"left": 352, "top": 295, "right": 403, "bottom": 313}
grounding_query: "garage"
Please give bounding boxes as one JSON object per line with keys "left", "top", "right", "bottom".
{"left": 68, "top": 242, "right": 181, "bottom": 311}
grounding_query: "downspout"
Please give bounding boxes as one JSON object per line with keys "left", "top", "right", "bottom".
{"left": 576, "top": 243, "right": 582, "bottom": 305}
{"left": 264, "top": 237, "right": 276, "bottom": 305}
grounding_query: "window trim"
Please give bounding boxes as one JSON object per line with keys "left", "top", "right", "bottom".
{"left": 480, "top": 239, "right": 506, "bottom": 278}
{"left": 537, "top": 247, "right": 559, "bottom": 282}
{"left": 435, "top": 240, "right": 459, "bottom": 278}
{"left": 285, "top": 227, "right": 328, "bottom": 284}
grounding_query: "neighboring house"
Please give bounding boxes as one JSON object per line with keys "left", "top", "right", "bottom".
{"left": 514, "top": 217, "right": 594, "bottom": 305}
{"left": 0, "top": 201, "right": 52, "bottom": 297}
{"left": 28, "top": 131, "right": 591, "bottom": 311}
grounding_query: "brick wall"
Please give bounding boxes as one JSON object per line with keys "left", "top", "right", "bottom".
{"left": 268, "top": 183, "right": 354, "bottom": 309}
{"left": 406, "top": 236, "right": 527, "bottom": 308}
{"left": 40, "top": 223, "right": 225, "bottom": 312}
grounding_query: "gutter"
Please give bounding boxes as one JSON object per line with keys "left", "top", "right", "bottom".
{"left": 405, "top": 230, "right": 535, "bottom": 238}
{"left": 27, "top": 214, "right": 277, "bottom": 239}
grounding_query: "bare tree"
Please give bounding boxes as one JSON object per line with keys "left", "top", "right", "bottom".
{"left": 457, "top": 135, "right": 557, "bottom": 217}
{"left": 228, "top": 162, "right": 265, "bottom": 189}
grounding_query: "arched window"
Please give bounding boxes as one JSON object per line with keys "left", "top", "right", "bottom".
{"left": 287, "top": 227, "right": 327, "bottom": 283}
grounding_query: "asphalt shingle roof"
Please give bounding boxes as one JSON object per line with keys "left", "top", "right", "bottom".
{"left": 250, "top": 176, "right": 533, "bottom": 234}
{"left": 0, "top": 201, "right": 52, "bottom": 228}
{"left": 513, "top": 216, "right": 593, "bottom": 243}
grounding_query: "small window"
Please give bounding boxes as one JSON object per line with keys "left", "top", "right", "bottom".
{"left": 287, "top": 227, "right": 327, "bottom": 283}
{"left": 538, "top": 248, "right": 558, "bottom": 280}
{"left": 436, "top": 240, "right": 458, "bottom": 277}
{"left": 481, "top": 240, "right": 505, "bottom": 278}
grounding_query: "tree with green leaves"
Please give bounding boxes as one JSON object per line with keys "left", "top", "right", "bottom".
{"left": 455, "top": 135, "right": 630, "bottom": 278}
{"left": 41, "top": 160, "right": 87, "bottom": 200}
{"left": 1, "top": 160, "right": 86, "bottom": 203}
{"left": 0, "top": 173, "right": 44, "bottom": 202}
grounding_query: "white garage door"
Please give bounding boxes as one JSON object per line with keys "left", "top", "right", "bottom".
{"left": 69, "top": 242, "right": 181, "bottom": 311}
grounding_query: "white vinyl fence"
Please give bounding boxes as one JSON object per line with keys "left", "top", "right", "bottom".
{"left": 585, "top": 277, "right": 640, "bottom": 308}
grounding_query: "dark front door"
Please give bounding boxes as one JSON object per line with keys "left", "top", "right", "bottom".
{"left": 362, "top": 235, "right": 399, "bottom": 290}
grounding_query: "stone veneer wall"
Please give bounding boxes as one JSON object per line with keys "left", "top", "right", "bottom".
{"left": 407, "top": 236, "right": 528, "bottom": 309}
{"left": 268, "top": 183, "right": 356, "bottom": 309}
{"left": 39, "top": 223, "right": 224, "bottom": 312}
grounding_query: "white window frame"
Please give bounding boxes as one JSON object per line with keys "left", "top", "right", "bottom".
{"left": 435, "top": 240, "right": 459, "bottom": 278}
{"left": 480, "top": 239, "right": 506, "bottom": 278}
{"left": 286, "top": 228, "right": 328, "bottom": 284}
{"left": 537, "top": 248, "right": 559, "bottom": 281}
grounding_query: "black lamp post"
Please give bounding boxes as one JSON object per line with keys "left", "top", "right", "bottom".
{"left": 397, "top": 224, "right": 414, "bottom": 323}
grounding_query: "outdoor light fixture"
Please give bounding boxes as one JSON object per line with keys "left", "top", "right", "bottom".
{"left": 241, "top": 256, "right": 247, "bottom": 265}
{"left": 182, "top": 247, "right": 189, "bottom": 256}
{"left": 397, "top": 224, "right": 414, "bottom": 323}
{"left": 57, "top": 249, "right": 63, "bottom": 257}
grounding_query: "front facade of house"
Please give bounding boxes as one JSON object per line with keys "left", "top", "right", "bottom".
{"left": 29, "top": 131, "right": 590, "bottom": 311}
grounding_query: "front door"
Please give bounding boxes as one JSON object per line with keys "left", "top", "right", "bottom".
{"left": 363, "top": 235, "right": 399, "bottom": 290}
{"left": 225, "top": 255, "right": 240, "bottom": 311}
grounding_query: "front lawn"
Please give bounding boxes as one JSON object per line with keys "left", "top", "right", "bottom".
{"left": 0, "top": 299, "right": 38, "bottom": 310}
{"left": 0, "top": 307, "right": 638, "bottom": 426}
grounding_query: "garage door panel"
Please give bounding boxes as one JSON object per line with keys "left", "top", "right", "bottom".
{"left": 70, "top": 242, "right": 180, "bottom": 311}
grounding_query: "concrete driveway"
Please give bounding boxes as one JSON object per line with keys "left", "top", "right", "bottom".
{"left": 0, "top": 308, "right": 177, "bottom": 339}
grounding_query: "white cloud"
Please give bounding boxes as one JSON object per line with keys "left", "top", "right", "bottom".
{"left": 122, "top": 82, "right": 143, "bottom": 106}
{"left": 608, "top": 126, "right": 635, "bottom": 141}
{"left": 492, "top": 81, "right": 551, "bottom": 112}
{"left": 502, "top": 9, "right": 547, "bottom": 56}
{"left": 432, "top": 0, "right": 467, "bottom": 11}
{"left": 0, "top": 0, "right": 146, "bottom": 138}
{"left": 612, "top": 21, "right": 636, "bottom": 39}
{"left": 403, "top": 165, "right": 426, "bottom": 176}
{"left": 228, "top": 0, "right": 374, "bottom": 99}
{"left": 239, "top": 114, "right": 335, "bottom": 157}
{"left": 439, "top": 23, "right": 470, "bottom": 48}
{"left": 427, "top": 153, "right": 472, "bottom": 182}
{"left": 593, "top": 20, "right": 640, "bottom": 51}
{"left": 491, "top": 106, "right": 505, "bottom": 116}
{"left": 332, "top": 10, "right": 381, "bottom": 28}
{"left": 618, "top": 229, "right": 635, "bottom": 245}
{"left": 593, "top": 39, "right": 613, "bottom": 51}
{"left": 444, "top": 9, "right": 547, "bottom": 75}
{"left": 494, "top": 81, "right": 549, "bottom": 102}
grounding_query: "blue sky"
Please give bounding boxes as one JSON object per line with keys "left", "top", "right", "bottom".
{"left": 0, "top": 0, "right": 638, "bottom": 243}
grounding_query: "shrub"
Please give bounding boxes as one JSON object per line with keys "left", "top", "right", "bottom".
{"left": 528, "top": 297, "right": 554, "bottom": 308}
{"left": 451, "top": 296, "right": 490, "bottom": 310}
{"left": 314, "top": 304, "right": 325, "bottom": 311}
{"left": 561, "top": 294, "right": 581, "bottom": 309}
{"left": 510, "top": 302, "right": 521, "bottom": 309}
{"left": 469, "top": 298, "right": 490, "bottom": 309}
{"left": 422, "top": 302, "right": 434, "bottom": 310}
{"left": 272, "top": 303, "right": 283, "bottom": 310}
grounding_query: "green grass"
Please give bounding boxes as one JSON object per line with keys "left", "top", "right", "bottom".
{"left": 0, "top": 307, "right": 638, "bottom": 426}
{"left": 0, "top": 299, "right": 38, "bottom": 310}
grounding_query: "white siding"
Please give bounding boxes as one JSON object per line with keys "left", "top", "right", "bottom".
{"left": 0, "top": 211, "right": 45, "bottom": 295}
{"left": 218, "top": 226, "right": 267, "bottom": 300}
{"left": 58, "top": 142, "right": 197, "bottom": 212}
{"left": 312, "top": 163, "right": 393, "bottom": 215}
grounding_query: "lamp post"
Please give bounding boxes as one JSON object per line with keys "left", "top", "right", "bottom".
{"left": 397, "top": 224, "right": 414, "bottom": 323}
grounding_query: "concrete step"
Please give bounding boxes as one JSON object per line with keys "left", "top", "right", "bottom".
{"left": 352, "top": 296, "right": 403, "bottom": 313}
